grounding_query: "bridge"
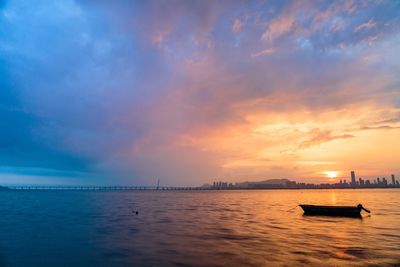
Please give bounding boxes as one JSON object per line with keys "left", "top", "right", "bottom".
{"left": 5, "top": 186, "right": 205, "bottom": 191}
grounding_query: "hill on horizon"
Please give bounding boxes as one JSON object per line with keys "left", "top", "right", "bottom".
{"left": 235, "top": 178, "right": 291, "bottom": 188}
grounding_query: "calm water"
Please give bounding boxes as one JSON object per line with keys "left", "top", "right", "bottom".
{"left": 0, "top": 189, "right": 399, "bottom": 267}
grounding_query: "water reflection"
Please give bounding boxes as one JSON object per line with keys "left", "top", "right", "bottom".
{"left": 0, "top": 189, "right": 399, "bottom": 266}
{"left": 330, "top": 190, "right": 337, "bottom": 204}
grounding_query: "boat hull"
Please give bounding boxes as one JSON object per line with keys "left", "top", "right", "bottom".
{"left": 299, "top": 204, "right": 361, "bottom": 217}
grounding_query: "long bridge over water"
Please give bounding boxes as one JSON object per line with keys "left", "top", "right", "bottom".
{"left": 5, "top": 186, "right": 204, "bottom": 191}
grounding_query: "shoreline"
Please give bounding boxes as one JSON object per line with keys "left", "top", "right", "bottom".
{"left": 1, "top": 186, "right": 399, "bottom": 191}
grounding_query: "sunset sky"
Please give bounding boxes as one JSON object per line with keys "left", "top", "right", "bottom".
{"left": 1, "top": 0, "right": 399, "bottom": 185}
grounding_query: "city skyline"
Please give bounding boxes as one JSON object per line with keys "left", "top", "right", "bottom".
{"left": 1, "top": 1, "right": 400, "bottom": 186}
{"left": 209, "top": 171, "right": 399, "bottom": 190}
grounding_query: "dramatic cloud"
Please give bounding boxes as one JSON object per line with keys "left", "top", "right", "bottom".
{"left": 0, "top": 0, "right": 399, "bottom": 185}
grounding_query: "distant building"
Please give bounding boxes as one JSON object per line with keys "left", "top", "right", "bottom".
{"left": 285, "top": 181, "right": 297, "bottom": 188}
{"left": 351, "top": 171, "right": 356, "bottom": 186}
{"left": 207, "top": 174, "right": 396, "bottom": 190}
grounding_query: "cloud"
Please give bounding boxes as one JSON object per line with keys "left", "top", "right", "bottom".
{"left": 354, "top": 18, "right": 377, "bottom": 32}
{"left": 261, "top": 14, "right": 295, "bottom": 42}
{"left": 251, "top": 48, "right": 275, "bottom": 58}
{"left": 232, "top": 18, "right": 244, "bottom": 33}
{"left": 1, "top": 0, "right": 400, "bottom": 184}
{"left": 360, "top": 125, "right": 400, "bottom": 130}
{"left": 298, "top": 129, "right": 354, "bottom": 149}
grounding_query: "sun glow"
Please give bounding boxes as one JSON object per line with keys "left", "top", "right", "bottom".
{"left": 323, "top": 171, "right": 338, "bottom": 179}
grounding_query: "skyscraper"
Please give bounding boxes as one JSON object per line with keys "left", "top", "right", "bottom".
{"left": 351, "top": 171, "right": 356, "bottom": 186}
{"left": 392, "top": 174, "right": 396, "bottom": 185}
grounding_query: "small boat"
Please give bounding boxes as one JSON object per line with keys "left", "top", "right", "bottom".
{"left": 299, "top": 204, "right": 370, "bottom": 217}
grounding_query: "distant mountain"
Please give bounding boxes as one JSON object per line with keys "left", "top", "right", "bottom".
{"left": 236, "top": 179, "right": 291, "bottom": 188}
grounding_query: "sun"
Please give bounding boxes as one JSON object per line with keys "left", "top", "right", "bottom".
{"left": 323, "top": 171, "right": 338, "bottom": 179}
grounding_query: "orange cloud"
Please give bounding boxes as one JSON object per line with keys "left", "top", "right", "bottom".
{"left": 298, "top": 129, "right": 354, "bottom": 149}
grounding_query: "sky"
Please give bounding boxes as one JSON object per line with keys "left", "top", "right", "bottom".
{"left": 0, "top": 0, "right": 399, "bottom": 186}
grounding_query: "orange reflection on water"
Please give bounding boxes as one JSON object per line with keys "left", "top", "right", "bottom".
{"left": 330, "top": 190, "right": 337, "bottom": 205}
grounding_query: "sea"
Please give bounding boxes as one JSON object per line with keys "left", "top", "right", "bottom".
{"left": 0, "top": 189, "right": 399, "bottom": 267}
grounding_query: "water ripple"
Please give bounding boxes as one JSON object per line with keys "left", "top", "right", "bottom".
{"left": 0, "top": 189, "right": 399, "bottom": 266}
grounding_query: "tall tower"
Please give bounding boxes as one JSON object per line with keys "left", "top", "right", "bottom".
{"left": 351, "top": 171, "right": 356, "bottom": 186}
{"left": 392, "top": 174, "right": 396, "bottom": 185}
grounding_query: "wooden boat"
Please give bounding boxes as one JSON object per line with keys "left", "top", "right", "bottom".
{"left": 299, "top": 204, "right": 370, "bottom": 217}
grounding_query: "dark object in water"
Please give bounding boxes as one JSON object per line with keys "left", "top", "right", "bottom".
{"left": 299, "top": 203, "right": 370, "bottom": 217}
{"left": 132, "top": 210, "right": 139, "bottom": 215}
